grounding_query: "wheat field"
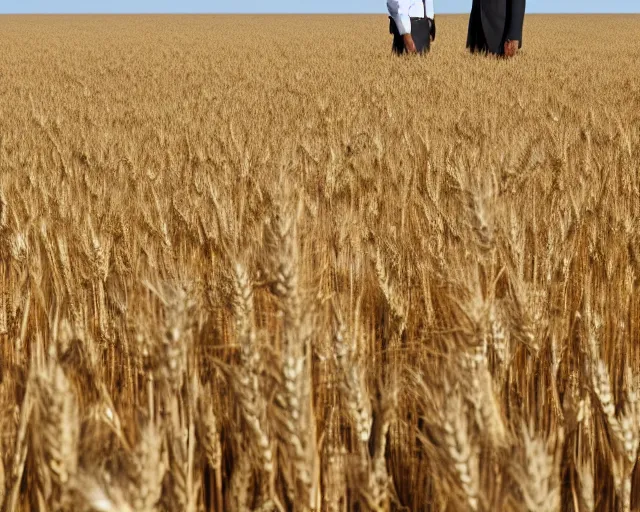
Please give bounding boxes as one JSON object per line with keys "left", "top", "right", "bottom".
{"left": 1, "top": 13, "right": 640, "bottom": 511}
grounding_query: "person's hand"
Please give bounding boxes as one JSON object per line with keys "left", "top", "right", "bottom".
{"left": 504, "top": 39, "right": 519, "bottom": 57}
{"left": 403, "top": 33, "right": 417, "bottom": 54}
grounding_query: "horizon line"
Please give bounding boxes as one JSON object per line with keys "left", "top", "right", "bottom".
{"left": 2, "top": 11, "right": 640, "bottom": 15}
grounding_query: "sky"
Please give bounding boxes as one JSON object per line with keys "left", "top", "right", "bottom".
{"left": 2, "top": 0, "right": 638, "bottom": 14}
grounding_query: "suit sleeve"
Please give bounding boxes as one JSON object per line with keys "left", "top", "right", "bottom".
{"left": 506, "top": 0, "right": 526, "bottom": 42}
{"left": 387, "top": 0, "right": 412, "bottom": 35}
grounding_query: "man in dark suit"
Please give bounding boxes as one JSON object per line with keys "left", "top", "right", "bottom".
{"left": 467, "top": 0, "right": 526, "bottom": 57}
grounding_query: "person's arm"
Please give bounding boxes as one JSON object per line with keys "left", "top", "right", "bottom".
{"left": 387, "top": 0, "right": 416, "bottom": 52}
{"left": 425, "top": 0, "right": 436, "bottom": 41}
{"left": 387, "top": 0, "right": 412, "bottom": 36}
{"left": 505, "top": 0, "right": 525, "bottom": 43}
{"left": 424, "top": 0, "right": 434, "bottom": 19}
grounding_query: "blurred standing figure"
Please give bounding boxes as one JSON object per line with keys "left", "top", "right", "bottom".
{"left": 467, "top": 0, "right": 526, "bottom": 57}
{"left": 387, "top": 0, "right": 436, "bottom": 55}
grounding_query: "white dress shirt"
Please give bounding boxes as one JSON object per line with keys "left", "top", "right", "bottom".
{"left": 387, "top": 0, "right": 435, "bottom": 36}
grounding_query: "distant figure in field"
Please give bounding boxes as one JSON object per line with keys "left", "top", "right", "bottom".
{"left": 387, "top": 0, "right": 436, "bottom": 55}
{"left": 467, "top": 0, "right": 526, "bottom": 57}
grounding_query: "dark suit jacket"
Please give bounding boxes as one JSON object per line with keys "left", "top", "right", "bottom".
{"left": 467, "top": 0, "right": 526, "bottom": 55}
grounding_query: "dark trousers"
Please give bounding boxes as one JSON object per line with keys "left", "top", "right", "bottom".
{"left": 389, "top": 17, "right": 431, "bottom": 55}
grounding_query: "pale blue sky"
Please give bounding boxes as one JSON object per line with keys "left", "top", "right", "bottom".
{"left": 2, "top": 0, "right": 638, "bottom": 14}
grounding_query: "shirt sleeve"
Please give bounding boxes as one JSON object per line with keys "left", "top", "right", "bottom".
{"left": 424, "top": 0, "right": 435, "bottom": 19}
{"left": 506, "top": 0, "right": 525, "bottom": 42}
{"left": 387, "top": 0, "right": 412, "bottom": 35}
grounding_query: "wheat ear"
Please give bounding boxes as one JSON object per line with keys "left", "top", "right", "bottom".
{"left": 511, "top": 424, "right": 563, "bottom": 512}
{"left": 267, "top": 210, "right": 318, "bottom": 509}
{"left": 232, "top": 262, "right": 274, "bottom": 507}
{"left": 128, "top": 422, "right": 166, "bottom": 512}
{"left": 443, "top": 382, "right": 480, "bottom": 512}
{"left": 34, "top": 352, "right": 79, "bottom": 510}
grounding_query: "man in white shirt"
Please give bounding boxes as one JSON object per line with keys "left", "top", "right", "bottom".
{"left": 387, "top": 0, "right": 436, "bottom": 55}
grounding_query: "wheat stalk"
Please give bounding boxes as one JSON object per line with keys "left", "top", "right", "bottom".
{"left": 231, "top": 262, "right": 276, "bottom": 507}
{"left": 198, "top": 393, "right": 223, "bottom": 511}
{"left": 332, "top": 311, "right": 372, "bottom": 446}
{"left": 0, "top": 187, "right": 7, "bottom": 237}
{"left": 267, "top": 209, "right": 318, "bottom": 510}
